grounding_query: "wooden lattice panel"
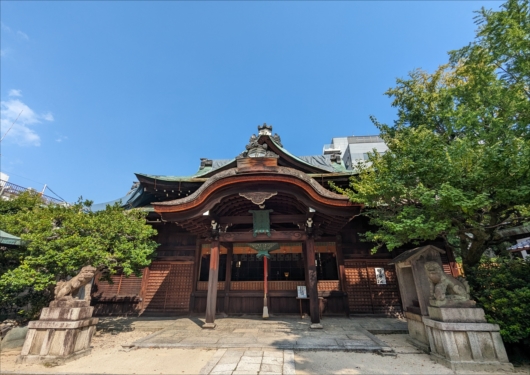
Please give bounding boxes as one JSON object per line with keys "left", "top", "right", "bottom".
{"left": 317, "top": 280, "right": 340, "bottom": 291}
{"left": 365, "top": 262, "right": 402, "bottom": 314}
{"left": 230, "top": 281, "right": 264, "bottom": 291}
{"left": 142, "top": 262, "right": 193, "bottom": 312}
{"left": 344, "top": 261, "right": 373, "bottom": 313}
{"left": 269, "top": 281, "right": 305, "bottom": 290}
{"left": 344, "top": 260, "right": 403, "bottom": 315}
{"left": 93, "top": 273, "right": 143, "bottom": 298}
{"left": 196, "top": 281, "right": 225, "bottom": 291}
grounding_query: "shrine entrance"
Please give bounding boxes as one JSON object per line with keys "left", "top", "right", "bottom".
{"left": 195, "top": 241, "right": 341, "bottom": 318}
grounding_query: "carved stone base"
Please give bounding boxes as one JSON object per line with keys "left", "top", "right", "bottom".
{"left": 423, "top": 307, "right": 513, "bottom": 372}
{"left": 202, "top": 323, "right": 216, "bottom": 329}
{"left": 17, "top": 307, "right": 98, "bottom": 365}
{"left": 404, "top": 311, "right": 429, "bottom": 353}
{"left": 39, "top": 307, "right": 94, "bottom": 321}
{"left": 427, "top": 306, "right": 485, "bottom": 323}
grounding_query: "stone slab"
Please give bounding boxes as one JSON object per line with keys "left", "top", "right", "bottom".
{"left": 260, "top": 363, "right": 283, "bottom": 373}
{"left": 27, "top": 318, "right": 98, "bottom": 330}
{"left": 430, "top": 352, "right": 514, "bottom": 373}
{"left": 423, "top": 317, "right": 499, "bottom": 331}
{"left": 0, "top": 327, "right": 28, "bottom": 352}
{"left": 39, "top": 307, "right": 94, "bottom": 321}
{"left": 404, "top": 311, "right": 424, "bottom": 322}
{"left": 404, "top": 311, "right": 430, "bottom": 352}
{"left": 132, "top": 316, "right": 394, "bottom": 352}
{"left": 428, "top": 306, "right": 486, "bottom": 323}
{"left": 283, "top": 349, "right": 296, "bottom": 375}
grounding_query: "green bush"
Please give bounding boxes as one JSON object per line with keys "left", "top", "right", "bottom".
{"left": 469, "top": 257, "right": 530, "bottom": 346}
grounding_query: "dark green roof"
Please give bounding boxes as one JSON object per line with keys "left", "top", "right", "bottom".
{"left": 0, "top": 230, "right": 23, "bottom": 246}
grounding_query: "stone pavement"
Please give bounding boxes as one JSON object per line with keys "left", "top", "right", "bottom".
{"left": 199, "top": 348, "right": 295, "bottom": 375}
{"left": 131, "top": 316, "right": 406, "bottom": 352}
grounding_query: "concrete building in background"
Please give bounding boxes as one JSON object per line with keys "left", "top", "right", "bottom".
{"left": 323, "top": 135, "right": 388, "bottom": 170}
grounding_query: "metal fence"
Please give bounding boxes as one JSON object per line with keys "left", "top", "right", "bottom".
{"left": 0, "top": 180, "right": 64, "bottom": 205}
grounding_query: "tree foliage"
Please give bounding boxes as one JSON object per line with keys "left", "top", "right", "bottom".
{"left": 470, "top": 258, "right": 530, "bottom": 345}
{"left": 0, "top": 192, "right": 158, "bottom": 319}
{"left": 336, "top": 0, "right": 530, "bottom": 272}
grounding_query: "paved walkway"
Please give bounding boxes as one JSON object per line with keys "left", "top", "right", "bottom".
{"left": 199, "top": 348, "right": 295, "bottom": 375}
{"left": 131, "top": 316, "right": 406, "bottom": 352}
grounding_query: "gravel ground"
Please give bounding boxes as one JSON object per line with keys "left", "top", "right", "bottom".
{"left": 0, "top": 330, "right": 215, "bottom": 374}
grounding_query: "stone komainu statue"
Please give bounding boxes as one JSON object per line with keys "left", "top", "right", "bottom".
{"left": 424, "top": 261, "right": 472, "bottom": 307}
{"left": 53, "top": 266, "right": 97, "bottom": 306}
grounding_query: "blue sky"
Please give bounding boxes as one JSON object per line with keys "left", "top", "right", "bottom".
{"left": 1, "top": 1, "right": 503, "bottom": 203}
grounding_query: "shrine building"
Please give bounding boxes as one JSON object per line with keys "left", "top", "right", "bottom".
{"left": 91, "top": 124, "right": 459, "bottom": 326}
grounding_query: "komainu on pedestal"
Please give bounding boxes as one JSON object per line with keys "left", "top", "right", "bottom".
{"left": 17, "top": 266, "right": 99, "bottom": 365}
{"left": 422, "top": 261, "right": 513, "bottom": 372}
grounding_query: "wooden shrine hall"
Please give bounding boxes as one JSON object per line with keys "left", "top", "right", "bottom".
{"left": 91, "top": 124, "right": 459, "bottom": 326}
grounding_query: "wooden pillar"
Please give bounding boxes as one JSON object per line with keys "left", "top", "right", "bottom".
{"left": 304, "top": 237, "right": 322, "bottom": 328}
{"left": 204, "top": 240, "right": 219, "bottom": 328}
{"left": 139, "top": 267, "right": 150, "bottom": 313}
{"left": 223, "top": 244, "right": 233, "bottom": 314}
{"left": 334, "top": 237, "right": 350, "bottom": 317}
{"left": 190, "top": 239, "right": 202, "bottom": 313}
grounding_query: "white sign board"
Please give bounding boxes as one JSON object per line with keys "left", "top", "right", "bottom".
{"left": 297, "top": 286, "right": 307, "bottom": 298}
{"left": 375, "top": 268, "right": 387, "bottom": 285}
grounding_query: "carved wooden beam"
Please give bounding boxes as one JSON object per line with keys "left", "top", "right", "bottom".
{"left": 218, "top": 215, "right": 306, "bottom": 225}
{"left": 219, "top": 231, "right": 307, "bottom": 243}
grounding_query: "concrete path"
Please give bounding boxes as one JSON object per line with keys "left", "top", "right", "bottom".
{"left": 199, "top": 348, "right": 295, "bottom": 375}
{"left": 132, "top": 316, "right": 404, "bottom": 352}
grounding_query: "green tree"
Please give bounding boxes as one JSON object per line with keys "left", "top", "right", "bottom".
{"left": 0, "top": 192, "right": 158, "bottom": 319}
{"left": 337, "top": 0, "right": 530, "bottom": 273}
{"left": 470, "top": 258, "right": 530, "bottom": 346}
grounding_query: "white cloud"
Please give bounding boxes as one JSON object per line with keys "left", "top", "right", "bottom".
{"left": 56, "top": 135, "right": 67, "bottom": 143}
{"left": 1, "top": 22, "right": 11, "bottom": 33}
{"left": 1, "top": 92, "right": 54, "bottom": 146}
{"left": 8, "top": 89, "right": 22, "bottom": 97}
{"left": 42, "top": 112, "right": 54, "bottom": 121}
{"left": 16, "top": 31, "right": 29, "bottom": 41}
{"left": 1, "top": 23, "right": 29, "bottom": 41}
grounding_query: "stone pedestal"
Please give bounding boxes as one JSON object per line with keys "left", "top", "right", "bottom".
{"left": 17, "top": 305, "right": 98, "bottom": 365}
{"left": 422, "top": 306, "right": 513, "bottom": 372}
{"left": 390, "top": 245, "right": 449, "bottom": 353}
{"left": 404, "top": 311, "right": 429, "bottom": 352}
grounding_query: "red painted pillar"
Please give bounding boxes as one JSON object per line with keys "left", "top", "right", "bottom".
{"left": 263, "top": 256, "right": 269, "bottom": 319}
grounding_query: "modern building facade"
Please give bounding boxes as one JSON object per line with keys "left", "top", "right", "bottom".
{"left": 323, "top": 135, "right": 388, "bottom": 170}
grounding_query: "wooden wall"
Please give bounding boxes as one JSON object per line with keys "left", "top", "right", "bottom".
{"left": 91, "top": 272, "right": 144, "bottom": 316}
{"left": 141, "top": 261, "right": 194, "bottom": 314}
{"left": 344, "top": 260, "right": 402, "bottom": 316}
{"left": 91, "top": 218, "right": 458, "bottom": 317}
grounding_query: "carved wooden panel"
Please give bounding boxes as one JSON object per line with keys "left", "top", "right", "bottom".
{"left": 142, "top": 262, "right": 193, "bottom": 312}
